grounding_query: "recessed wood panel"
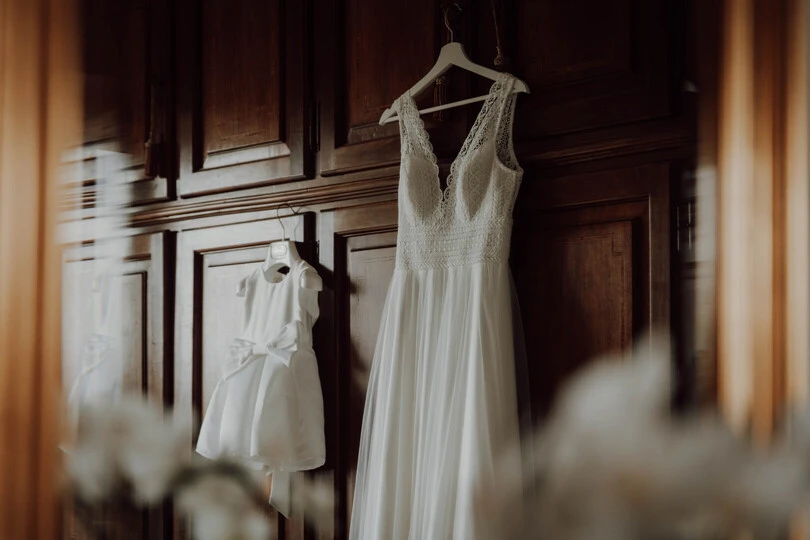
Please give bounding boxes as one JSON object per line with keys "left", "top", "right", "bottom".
{"left": 348, "top": 243, "right": 397, "bottom": 374}
{"left": 80, "top": 0, "right": 172, "bottom": 204}
{"left": 61, "top": 233, "right": 173, "bottom": 540}
{"left": 61, "top": 241, "right": 165, "bottom": 402}
{"left": 345, "top": 0, "right": 434, "bottom": 131}
{"left": 316, "top": 202, "right": 398, "bottom": 540}
{"left": 512, "top": 163, "right": 670, "bottom": 417}
{"left": 175, "top": 214, "right": 313, "bottom": 540}
{"left": 62, "top": 261, "right": 145, "bottom": 397}
{"left": 514, "top": 218, "right": 635, "bottom": 416}
{"left": 201, "top": 256, "right": 264, "bottom": 416}
{"left": 522, "top": 0, "right": 631, "bottom": 86}
{"left": 176, "top": 215, "right": 309, "bottom": 438}
{"left": 177, "top": 0, "right": 310, "bottom": 195}
{"left": 345, "top": 235, "right": 397, "bottom": 522}
{"left": 201, "top": 0, "right": 281, "bottom": 154}
{"left": 120, "top": 1, "right": 148, "bottom": 166}
{"left": 318, "top": 0, "right": 476, "bottom": 174}
{"left": 510, "top": 0, "right": 674, "bottom": 140}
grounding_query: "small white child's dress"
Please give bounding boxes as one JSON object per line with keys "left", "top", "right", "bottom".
{"left": 196, "top": 259, "right": 325, "bottom": 514}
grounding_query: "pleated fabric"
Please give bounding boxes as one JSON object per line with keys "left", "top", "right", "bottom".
{"left": 196, "top": 259, "right": 325, "bottom": 474}
{"left": 350, "top": 73, "right": 527, "bottom": 539}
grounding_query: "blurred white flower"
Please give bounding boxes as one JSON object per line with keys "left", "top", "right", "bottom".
{"left": 65, "top": 395, "right": 192, "bottom": 504}
{"left": 177, "top": 475, "right": 272, "bottom": 540}
{"left": 476, "top": 333, "right": 810, "bottom": 540}
{"left": 290, "top": 472, "right": 335, "bottom": 531}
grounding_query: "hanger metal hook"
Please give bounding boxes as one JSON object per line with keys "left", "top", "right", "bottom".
{"left": 275, "top": 205, "right": 287, "bottom": 241}
{"left": 442, "top": 2, "right": 462, "bottom": 43}
{"left": 275, "top": 203, "right": 302, "bottom": 242}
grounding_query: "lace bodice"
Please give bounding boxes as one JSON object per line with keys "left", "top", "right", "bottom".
{"left": 394, "top": 73, "right": 523, "bottom": 270}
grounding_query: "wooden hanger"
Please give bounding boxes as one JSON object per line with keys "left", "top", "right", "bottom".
{"left": 378, "top": 3, "right": 529, "bottom": 126}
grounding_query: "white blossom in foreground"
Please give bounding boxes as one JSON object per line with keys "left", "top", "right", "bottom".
{"left": 65, "top": 396, "right": 192, "bottom": 503}
{"left": 64, "top": 394, "right": 340, "bottom": 540}
{"left": 475, "top": 334, "right": 810, "bottom": 540}
{"left": 290, "top": 472, "right": 335, "bottom": 532}
{"left": 177, "top": 474, "right": 271, "bottom": 540}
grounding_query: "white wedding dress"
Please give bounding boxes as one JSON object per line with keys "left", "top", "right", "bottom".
{"left": 350, "top": 73, "right": 525, "bottom": 539}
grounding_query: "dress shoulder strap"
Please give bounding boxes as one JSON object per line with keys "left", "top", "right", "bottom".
{"left": 394, "top": 93, "right": 437, "bottom": 165}
{"left": 493, "top": 74, "right": 521, "bottom": 171}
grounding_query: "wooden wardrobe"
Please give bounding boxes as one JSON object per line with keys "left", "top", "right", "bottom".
{"left": 64, "top": 0, "right": 698, "bottom": 538}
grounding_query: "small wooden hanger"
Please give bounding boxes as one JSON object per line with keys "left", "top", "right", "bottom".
{"left": 378, "top": 3, "right": 529, "bottom": 125}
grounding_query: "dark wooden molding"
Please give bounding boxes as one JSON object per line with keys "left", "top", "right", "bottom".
{"left": 516, "top": 118, "right": 693, "bottom": 169}
{"left": 61, "top": 119, "right": 694, "bottom": 231}
{"left": 131, "top": 174, "right": 400, "bottom": 228}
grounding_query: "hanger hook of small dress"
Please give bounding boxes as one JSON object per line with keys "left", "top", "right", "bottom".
{"left": 275, "top": 203, "right": 303, "bottom": 242}
{"left": 442, "top": 2, "right": 462, "bottom": 44}
{"left": 275, "top": 205, "right": 288, "bottom": 241}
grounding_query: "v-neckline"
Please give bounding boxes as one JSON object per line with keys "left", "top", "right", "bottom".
{"left": 401, "top": 74, "right": 507, "bottom": 201}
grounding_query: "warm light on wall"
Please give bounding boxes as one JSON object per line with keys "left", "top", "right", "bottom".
{"left": 714, "top": 0, "right": 810, "bottom": 442}
{"left": 0, "top": 0, "right": 81, "bottom": 537}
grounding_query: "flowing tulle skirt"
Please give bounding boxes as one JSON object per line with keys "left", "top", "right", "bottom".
{"left": 350, "top": 261, "right": 520, "bottom": 540}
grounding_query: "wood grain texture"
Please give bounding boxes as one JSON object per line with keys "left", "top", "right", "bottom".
{"left": 176, "top": 0, "right": 310, "bottom": 196}
{"left": 80, "top": 0, "right": 172, "bottom": 204}
{"left": 511, "top": 0, "right": 674, "bottom": 138}
{"left": 317, "top": 0, "right": 477, "bottom": 175}
{"left": 344, "top": 235, "right": 397, "bottom": 523}
{"left": 317, "top": 202, "right": 397, "bottom": 540}
{"left": 512, "top": 163, "right": 670, "bottom": 417}
{"left": 174, "top": 214, "right": 313, "bottom": 540}
{"left": 61, "top": 233, "right": 174, "bottom": 540}
{"left": 344, "top": 0, "right": 434, "bottom": 130}
{"left": 63, "top": 0, "right": 699, "bottom": 538}
{"left": 201, "top": 0, "right": 281, "bottom": 153}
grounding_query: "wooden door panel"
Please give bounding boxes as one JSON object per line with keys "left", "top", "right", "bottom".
{"left": 177, "top": 0, "right": 310, "bottom": 196}
{"left": 510, "top": 0, "right": 674, "bottom": 140}
{"left": 175, "top": 214, "right": 313, "bottom": 540}
{"left": 344, "top": 0, "right": 434, "bottom": 134}
{"left": 348, "top": 242, "right": 397, "bottom": 379}
{"left": 61, "top": 262, "right": 145, "bottom": 400}
{"left": 317, "top": 202, "right": 398, "bottom": 540}
{"left": 201, "top": 0, "right": 281, "bottom": 155}
{"left": 318, "top": 0, "right": 473, "bottom": 175}
{"left": 345, "top": 235, "right": 397, "bottom": 521}
{"left": 62, "top": 233, "right": 172, "bottom": 407}
{"left": 80, "top": 0, "right": 173, "bottom": 204}
{"left": 512, "top": 163, "right": 670, "bottom": 417}
{"left": 62, "top": 233, "right": 173, "bottom": 540}
{"left": 200, "top": 258, "right": 260, "bottom": 416}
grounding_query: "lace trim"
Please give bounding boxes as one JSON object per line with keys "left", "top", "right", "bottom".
{"left": 396, "top": 74, "right": 514, "bottom": 219}
{"left": 396, "top": 218, "right": 514, "bottom": 270}
{"left": 393, "top": 73, "right": 524, "bottom": 270}
{"left": 495, "top": 88, "right": 519, "bottom": 172}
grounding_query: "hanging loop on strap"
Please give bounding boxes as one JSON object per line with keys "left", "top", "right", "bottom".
{"left": 275, "top": 205, "right": 288, "bottom": 241}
